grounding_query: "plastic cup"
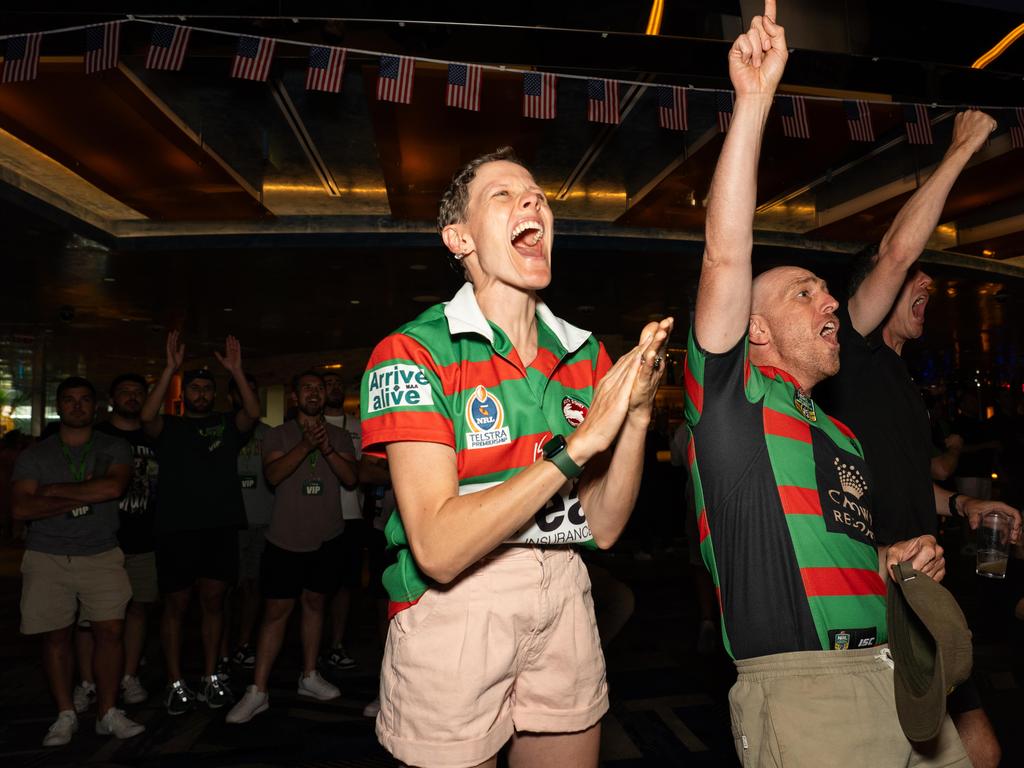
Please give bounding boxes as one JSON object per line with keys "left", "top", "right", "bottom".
{"left": 976, "top": 511, "right": 1011, "bottom": 579}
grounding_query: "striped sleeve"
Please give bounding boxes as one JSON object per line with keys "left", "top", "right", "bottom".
{"left": 360, "top": 333, "right": 455, "bottom": 457}
{"left": 684, "top": 329, "right": 768, "bottom": 426}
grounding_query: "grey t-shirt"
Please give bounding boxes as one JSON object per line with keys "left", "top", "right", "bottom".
{"left": 12, "top": 432, "right": 132, "bottom": 556}
{"left": 238, "top": 421, "right": 275, "bottom": 527}
{"left": 264, "top": 420, "right": 355, "bottom": 552}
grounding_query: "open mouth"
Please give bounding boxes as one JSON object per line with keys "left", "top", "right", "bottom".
{"left": 911, "top": 294, "right": 928, "bottom": 320}
{"left": 510, "top": 218, "right": 545, "bottom": 256}
{"left": 819, "top": 318, "right": 838, "bottom": 343}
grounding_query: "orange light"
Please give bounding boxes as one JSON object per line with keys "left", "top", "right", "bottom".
{"left": 972, "top": 22, "right": 1024, "bottom": 69}
{"left": 982, "top": 249, "right": 995, "bottom": 257}
{"left": 645, "top": 0, "right": 664, "bottom": 35}
{"left": 991, "top": 472, "right": 999, "bottom": 480}
{"left": 322, "top": 363, "right": 343, "bottom": 370}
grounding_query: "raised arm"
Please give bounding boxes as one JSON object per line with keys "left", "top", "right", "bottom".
{"left": 141, "top": 330, "right": 185, "bottom": 438}
{"left": 694, "top": 1, "right": 787, "bottom": 353}
{"left": 848, "top": 110, "right": 996, "bottom": 335}
{"left": 214, "top": 336, "right": 261, "bottom": 433}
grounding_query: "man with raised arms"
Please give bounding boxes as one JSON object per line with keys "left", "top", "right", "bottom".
{"left": 360, "top": 146, "right": 672, "bottom": 767}
{"left": 683, "top": 2, "right": 969, "bottom": 764}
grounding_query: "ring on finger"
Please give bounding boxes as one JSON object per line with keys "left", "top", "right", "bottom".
{"left": 652, "top": 355, "right": 663, "bottom": 371}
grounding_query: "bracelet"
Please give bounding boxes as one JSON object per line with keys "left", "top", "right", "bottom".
{"left": 322, "top": 447, "right": 335, "bottom": 457}
{"left": 948, "top": 492, "right": 962, "bottom": 518}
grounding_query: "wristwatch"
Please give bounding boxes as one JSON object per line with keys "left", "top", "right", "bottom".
{"left": 542, "top": 434, "right": 583, "bottom": 479}
{"left": 948, "top": 492, "right": 962, "bottom": 518}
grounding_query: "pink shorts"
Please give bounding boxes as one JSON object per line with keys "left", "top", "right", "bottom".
{"left": 376, "top": 546, "right": 608, "bottom": 768}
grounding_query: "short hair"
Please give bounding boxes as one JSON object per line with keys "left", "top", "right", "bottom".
{"left": 183, "top": 369, "right": 216, "bottom": 389}
{"left": 56, "top": 376, "right": 96, "bottom": 402}
{"left": 847, "top": 243, "right": 881, "bottom": 299}
{"left": 291, "top": 370, "right": 325, "bottom": 392}
{"left": 437, "top": 146, "right": 528, "bottom": 274}
{"left": 109, "top": 373, "right": 147, "bottom": 396}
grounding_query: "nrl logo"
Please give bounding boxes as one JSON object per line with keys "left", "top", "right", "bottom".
{"left": 562, "top": 396, "right": 589, "bottom": 428}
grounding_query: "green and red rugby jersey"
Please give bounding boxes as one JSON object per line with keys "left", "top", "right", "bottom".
{"left": 361, "top": 283, "right": 612, "bottom": 615}
{"left": 683, "top": 330, "right": 886, "bottom": 659}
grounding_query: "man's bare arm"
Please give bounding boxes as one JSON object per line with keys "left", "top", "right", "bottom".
{"left": 38, "top": 463, "right": 131, "bottom": 504}
{"left": 848, "top": 111, "right": 996, "bottom": 336}
{"left": 12, "top": 479, "right": 85, "bottom": 521}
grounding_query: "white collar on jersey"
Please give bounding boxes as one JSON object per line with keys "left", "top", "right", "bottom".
{"left": 443, "top": 282, "right": 591, "bottom": 354}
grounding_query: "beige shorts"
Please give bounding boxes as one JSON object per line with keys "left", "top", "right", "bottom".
{"left": 124, "top": 551, "right": 158, "bottom": 603}
{"left": 376, "top": 546, "right": 608, "bottom": 768}
{"left": 20, "top": 548, "right": 131, "bottom": 635}
{"left": 729, "top": 646, "right": 969, "bottom": 767}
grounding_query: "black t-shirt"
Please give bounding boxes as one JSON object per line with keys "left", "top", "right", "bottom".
{"left": 94, "top": 422, "right": 158, "bottom": 554}
{"left": 155, "top": 413, "right": 247, "bottom": 533}
{"left": 815, "top": 305, "right": 936, "bottom": 544}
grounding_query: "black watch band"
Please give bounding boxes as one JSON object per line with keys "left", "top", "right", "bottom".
{"left": 948, "top": 492, "right": 962, "bottom": 518}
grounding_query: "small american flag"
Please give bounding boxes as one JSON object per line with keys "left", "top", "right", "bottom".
{"left": 903, "top": 104, "right": 933, "bottom": 145}
{"left": 84, "top": 22, "right": 121, "bottom": 74}
{"left": 446, "top": 63, "right": 482, "bottom": 111}
{"left": 657, "top": 85, "right": 688, "bottom": 131}
{"left": 231, "top": 36, "right": 275, "bottom": 82}
{"left": 778, "top": 95, "right": 810, "bottom": 139}
{"left": 377, "top": 55, "right": 414, "bottom": 104}
{"left": 1, "top": 33, "right": 41, "bottom": 83}
{"left": 717, "top": 91, "right": 734, "bottom": 133}
{"left": 1009, "top": 107, "right": 1024, "bottom": 151}
{"left": 306, "top": 46, "right": 346, "bottom": 93}
{"left": 145, "top": 24, "right": 191, "bottom": 71}
{"left": 523, "top": 72, "right": 556, "bottom": 119}
{"left": 844, "top": 100, "right": 875, "bottom": 142}
{"left": 587, "top": 79, "right": 619, "bottom": 125}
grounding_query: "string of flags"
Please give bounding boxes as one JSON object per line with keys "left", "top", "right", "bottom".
{"left": 1, "top": 19, "right": 1023, "bottom": 150}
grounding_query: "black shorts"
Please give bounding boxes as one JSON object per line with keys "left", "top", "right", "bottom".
{"left": 260, "top": 534, "right": 344, "bottom": 599}
{"left": 947, "top": 672, "right": 983, "bottom": 716}
{"left": 156, "top": 526, "right": 239, "bottom": 594}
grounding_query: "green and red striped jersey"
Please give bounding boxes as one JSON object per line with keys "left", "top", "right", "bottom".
{"left": 361, "top": 283, "right": 612, "bottom": 612}
{"left": 683, "top": 330, "right": 886, "bottom": 659}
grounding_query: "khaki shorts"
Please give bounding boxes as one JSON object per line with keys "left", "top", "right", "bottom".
{"left": 729, "top": 646, "right": 970, "bottom": 767}
{"left": 20, "top": 548, "right": 131, "bottom": 635}
{"left": 376, "top": 546, "right": 608, "bottom": 768}
{"left": 124, "top": 551, "right": 158, "bottom": 603}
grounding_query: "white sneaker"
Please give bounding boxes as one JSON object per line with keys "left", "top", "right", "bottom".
{"left": 297, "top": 670, "right": 340, "bottom": 701}
{"left": 121, "top": 674, "right": 148, "bottom": 705}
{"left": 42, "top": 710, "right": 78, "bottom": 747}
{"left": 73, "top": 681, "right": 96, "bottom": 714}
{"left": 362, "top": 697, "right": 380, "bottom": 718}
{"left": 96, "top": 708, "right": 145, "bottom": 739}
{"left": 226, "top": 685, "right": 269, "bottom": 724}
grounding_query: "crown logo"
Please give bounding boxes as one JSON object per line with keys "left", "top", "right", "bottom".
{"left": 833, "top": 458, "right": 866, "bottom": 499}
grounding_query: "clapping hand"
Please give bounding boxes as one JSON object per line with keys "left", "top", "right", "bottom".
{"left": 214, "top": 335, "right": 243, "bottom": 375}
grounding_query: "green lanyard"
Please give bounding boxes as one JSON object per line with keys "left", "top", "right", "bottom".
{"left": 59, "top": 436, "right": 95, "bottom": 482}
{"left": 308, "top": 450, "right": 319, "bottom": 473}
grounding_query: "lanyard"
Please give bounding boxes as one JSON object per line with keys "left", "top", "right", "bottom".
{"left": 59, "top": 436, "right": 95, "bottom": 482}
{"left": 309, "top": 450, "right": 319, "bottom": 473}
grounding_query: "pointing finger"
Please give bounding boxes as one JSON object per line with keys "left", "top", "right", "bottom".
{"left": 764, "top": 0, "right": 776, "bottom": 23}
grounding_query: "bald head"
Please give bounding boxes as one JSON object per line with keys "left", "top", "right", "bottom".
{"left": 752, "top": 266, "right": 821, "bottom": 316}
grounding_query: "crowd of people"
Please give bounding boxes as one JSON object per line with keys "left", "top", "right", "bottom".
{"left": 3, "top": 3, "right": 1024, "bottom": 767}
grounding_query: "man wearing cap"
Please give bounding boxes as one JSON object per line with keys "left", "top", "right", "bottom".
{"left": 12, "top": 377, "right": 145, "bottom": 745}
{"left": 815, "top": 110, "right": 1020, "bottom": 768}
{"left": 684, "top": 3, "right": 968, "bottom": 764}
{"left": 141, "top": 331, "right": 261, "bottom": 715}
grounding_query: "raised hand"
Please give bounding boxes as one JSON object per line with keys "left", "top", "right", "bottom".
{"left": 166, "top": 330, "right": 185, "bottom": 372}
{"left": 728, "top": 0, "right": 787, "bottom": 97}
{"left": 950, "top": 110, "right": 996, "bottom": 156}
{"left": 629, "top": 318, "right": 674, "bottom": 422}
{"left": 213, "top": 335, "right": 243, "bottom": 374}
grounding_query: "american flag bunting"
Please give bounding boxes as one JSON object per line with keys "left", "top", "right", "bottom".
{"left": 446, "top": 63, "right": 482, "bottom": 111}
{"left": 523, "top": 72, "right": 557, "bottom": 119}
{"left": 145, "top": 24, "right": 191, "bottom": 71}
{"left": 903, "top": 104, "right": 933, "bottom": 145}
{"left": 1, "top": 33, "right": 41, "bottom": 83}
{"left": 1009, "top": 107, "right": 1024, "bottom": 151}
{"left": 587, "top": 79, "right": 619, "bottom": 125}
{"left": 377, "top": 55, "right": 414, "bottom": 104}
{"left": 84, "top": 22, "right": 121, "bottom": 74}
{"left": 717, "top": 91, "right": 734, "bottom": 133}
{"left": 657, "top": 85, "right": 688, "bottom": 131}
{"left": 778, "top": 95, "right": 810, "bottom": 139}
{"left": 231, "top": 36, "right": 275, "bottom": 82}
{"left": 306, "top": 46, "right": 346, "bottom": 93}
{"left": 844, "top": 100, "right": 875, "bottom": 142}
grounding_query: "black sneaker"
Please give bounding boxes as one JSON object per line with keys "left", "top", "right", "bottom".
{"left": 325, "top": 644, "right": 357, "bottom": 670}
{"left": 165, "top": 679, "right": 197, "bottom": 716}
{"left": 232, "top": 643, "right": 256, "bottom": 670}
{"left": 199, "top": 673, "right": 232, "bottom": 709}
{"left": 216, "top": 656, "right": 232, "bottom": 681}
